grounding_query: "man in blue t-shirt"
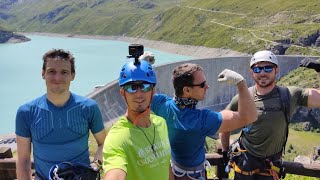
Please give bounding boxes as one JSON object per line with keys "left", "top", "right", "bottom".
{"left": 150, "top": 63, "right": 257, "bottom": 179}
{"left": 15, "top": 49, "right": 106, "bottom": 179}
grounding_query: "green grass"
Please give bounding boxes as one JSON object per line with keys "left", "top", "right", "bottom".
{"left": 284, "top": 129, "right": 320, "bottom": 161}
{"left": 278, "top": 67, "right": 320, "bottom": 88}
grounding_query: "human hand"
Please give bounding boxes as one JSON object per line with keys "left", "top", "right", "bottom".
{"left": 218, "top": 69, "right": 244, "bottom": 85}
{"left": 300, "top": 57, "right": 320, "bottom": 72}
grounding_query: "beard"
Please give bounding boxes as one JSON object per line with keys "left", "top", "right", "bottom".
{"left": 130, "top": 99, "right": 151, "bottom": 114}
{"left": 134, "top": 105, "right": 148, "bottom": 113}
{"left": 254, "top": 75, "right": 276, "bottom": 88}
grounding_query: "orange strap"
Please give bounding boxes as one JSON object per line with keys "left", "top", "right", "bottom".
{"left": 232, "top": 162, "right": 261, "bottom": 176}
{"left": 266, "top": 168, "right": 280, "bottom": 180}
{"left": 231, "top": 162, "right": 280, "bottom": 180}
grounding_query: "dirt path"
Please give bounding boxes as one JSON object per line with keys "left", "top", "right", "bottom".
{"left": 22, "top": 32, "right": 247, "bottom": 58}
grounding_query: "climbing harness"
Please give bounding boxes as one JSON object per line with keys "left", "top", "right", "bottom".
{"left": 225, "top": 141, "right": 246, "bottom": 173}
{"left": 225, "top": 140, "right": 283, "bottom": 180}
{"left": 48, "top": 162, "right": 100, "bottom": 180}
{"left": 171, "top": 159, "right": 213, "bottom": 180}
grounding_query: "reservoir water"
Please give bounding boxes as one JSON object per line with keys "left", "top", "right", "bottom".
{"left": 0, "top": 35, "right": 193, "bottom": 135}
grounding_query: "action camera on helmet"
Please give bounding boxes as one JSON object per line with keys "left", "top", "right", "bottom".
{"left": 128, "top": 44, "right": 144, "bottom": 63}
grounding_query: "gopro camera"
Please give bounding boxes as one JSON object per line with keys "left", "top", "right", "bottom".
{"left": 128, "top": 44, "right": 144, "bottom": 62}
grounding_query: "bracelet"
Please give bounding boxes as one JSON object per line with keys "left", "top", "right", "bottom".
{"left": 93, "top": 159, "right": 102, "bottom": 166}
{"left": 91, "top": 159, "right": 102, "bottom": 171}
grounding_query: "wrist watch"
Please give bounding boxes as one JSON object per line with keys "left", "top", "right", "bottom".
{"left": 93, "top": 159, "right": 102, "bottom": 166}
{"left": 91, "top": 159, "right": 102, "bottom": 171}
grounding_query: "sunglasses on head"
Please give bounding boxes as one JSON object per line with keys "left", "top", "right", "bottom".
{"left": 123, "top": 83, "right": 153, "bottom": 94}
{"left": 252, "top": 65, "right": 274, "bottom": 74}
{"left": 188, "top": 81, "right": 206, "bottom": 88}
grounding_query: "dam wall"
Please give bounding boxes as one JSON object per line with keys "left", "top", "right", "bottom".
{"left": 87, "top": 55, "right": 318, "bottom": 128}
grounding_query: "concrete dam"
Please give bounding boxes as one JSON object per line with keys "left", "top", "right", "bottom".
{"left": 87, "top": 55, "right": 318, "bottom": 128}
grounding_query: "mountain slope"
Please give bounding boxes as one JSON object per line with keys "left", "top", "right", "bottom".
{"left": 0, "top": 0, "right": 320, "bottom": 55}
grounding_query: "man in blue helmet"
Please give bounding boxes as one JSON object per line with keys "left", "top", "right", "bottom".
{"left": 102, "top": 60, "right": 172, "bottom": 180}
{"left": 150, "top": 63, "right": 257, "bottom": 180}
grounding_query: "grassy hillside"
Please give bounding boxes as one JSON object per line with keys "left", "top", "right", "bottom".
{"left": 278, "top": 67, "right": 319, "bottom": 88}
{"left": 1, "top": 0, "right": 320, "bottom": 55}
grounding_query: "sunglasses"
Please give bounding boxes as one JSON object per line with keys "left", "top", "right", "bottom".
{"left": 189, "top": 81, "right": 207, "bottom": 88}
{"left": 252, "top": 65, "right": 274, "bottom": 74}
{"left": 123, "top": 83, "right": 153, "bottom": 94}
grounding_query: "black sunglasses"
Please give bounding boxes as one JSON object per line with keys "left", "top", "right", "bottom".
{"left": 188, "top": 81, "right": 207, "bottom": 88}
{"left": 252, "top": 65, "right": 274, "bottom": 74}
{"left": 123, "top": 83, "right": 153, "bottom": 94}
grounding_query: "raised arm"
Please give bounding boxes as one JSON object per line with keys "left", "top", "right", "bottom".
{"left": 16, "top": 135, "right": 32, "bottom": 180}
{"left": 308, "top": 86, "right": 320, "bottom": 108}
{"left": 299, "top": 58, "right": 320, "bottom": 108}
{"left": 217, "top": 69, "right": 257, "bottom": 133}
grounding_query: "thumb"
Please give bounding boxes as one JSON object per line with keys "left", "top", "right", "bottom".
{"left": 218, "top": 69, "right": 228, "bottom": 82}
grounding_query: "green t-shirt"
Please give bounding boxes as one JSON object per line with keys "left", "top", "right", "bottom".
{"left": 102, "top": 114, "right": 171, "bottom": 180}
{"left": 227, "top": 86, "right": 309, "bottom": 158}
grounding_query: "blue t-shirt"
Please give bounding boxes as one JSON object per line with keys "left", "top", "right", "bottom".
{"left": 151, "top": 94, "right": 222, "bottom": 167}
{"left": 15, "top": 93, "right": 104, "bottom": 179}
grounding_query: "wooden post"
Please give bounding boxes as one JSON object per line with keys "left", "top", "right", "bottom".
{"left": 0, "top": 158, "right": 34, "bottom": 180}
{"left": 282, "top": 160, "right": 320, "bottom": 178}
{"left": 215, "top": 149, "right": 228, "bottom": 179}
{"left": 0, "top": 158, "right": 17, "bottom": 179}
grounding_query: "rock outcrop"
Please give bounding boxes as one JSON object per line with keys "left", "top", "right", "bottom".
{"left": 0, "top": 30, "right": 30, "bottom": 43}
{"left": 269, "top": 30, "right": 320, "bottom": 55}
{"left": 291, "top": 107, "right": 320, "bottom": 131}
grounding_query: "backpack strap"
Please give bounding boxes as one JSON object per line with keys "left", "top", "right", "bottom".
{"left": 276, "top": 86, "right": 291, "bottom": 154}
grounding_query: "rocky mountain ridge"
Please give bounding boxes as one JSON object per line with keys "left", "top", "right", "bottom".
{"left": 0, "top": 30, "right": 30, "bottom": 43}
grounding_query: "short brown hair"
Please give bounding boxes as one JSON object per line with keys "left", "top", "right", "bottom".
{"left": 172, "top": 63, "right": 203, "bottom": 96}
{"left": 42, "top": 49, "right": 75, "bottom": 73}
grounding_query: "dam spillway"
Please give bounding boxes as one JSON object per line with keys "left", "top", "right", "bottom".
{"left": 87, "top": 55, "right": 319, "bottom": 128}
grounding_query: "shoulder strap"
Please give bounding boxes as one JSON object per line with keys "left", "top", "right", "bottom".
{"left": 276, "top": 86, "right": 291, "bottom": 154}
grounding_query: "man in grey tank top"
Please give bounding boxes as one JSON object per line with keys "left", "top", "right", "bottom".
{"left": 220, "top": 50, "right": 320, "bottom": 180}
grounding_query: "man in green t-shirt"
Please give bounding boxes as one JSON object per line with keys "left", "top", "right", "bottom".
{"left": 220, "top": 50, "right": 320, "bottom": 180}
{"left": 102, "top": 59, "right": 171, "bottom": 180}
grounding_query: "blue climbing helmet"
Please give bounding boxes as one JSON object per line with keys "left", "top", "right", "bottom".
{"left": 48, "top": 162, "right": 100, "bottom": 180}
{"left": 119, "top": 60, "right": 157, "bottom": 86}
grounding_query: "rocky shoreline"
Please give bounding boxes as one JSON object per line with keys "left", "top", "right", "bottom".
{"left": 0, "top": 133, "right": 16, "bottom": 152}
{"left": 0, "top": 30, "right": 30, "bottom": 43}
{"left": 22, "top": 32, "right": 247, "bottom": 58}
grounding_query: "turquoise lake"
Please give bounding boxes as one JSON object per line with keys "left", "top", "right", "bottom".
{"left": 0, "top": 35, "right": 193, "bottom": 135}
